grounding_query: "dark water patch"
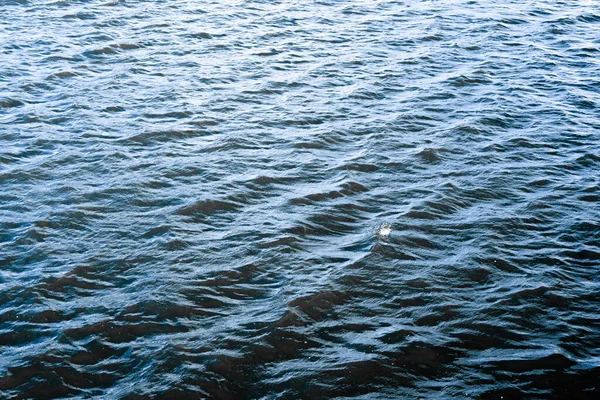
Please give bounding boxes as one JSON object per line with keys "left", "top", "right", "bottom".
{"left": 122, "top": 129, "right": 206, "bottom": 145}
{"left": 290, "top": 181, "right": 368, "bottom": 205}
{"left": 499, "top": 18, "right": 529, "bottom": 25}
{"left": 187, "top": 119, "right": 219, "bottom": 127}
{"left": 257, "top": 235, "right": 301, "bottom": 250}
{"left": 116, "top": 300, "right": 219, "bottom": 322}
{"left": 102, "top": 105, "right": 125, "bottom": 112}
{"left": 416, "top": 147, "right": 443, "bottom": 163}
{"left": 0, "top": 98, "right": 24, "bottom": 108}
{"left": 46, "top": 70, "right": 79, "bottom": 80}
{"left": 143, "top": 111, "right": 193, "bottom": 119}
{"left": 449, "top": 75, "right": 493, "bottom": 87}
{"left": 287, "top": 291, "right": 348, "bottom": 322}
{"left": 65, "top": 320, "right": 190, "bottom": 344}
{"left": 575, "top": 152, "right": 600, "bottom": 167}
{"left": 83, "top": 46, "right": 118, "bottom": 56}
{"left": 62, "top": 12, "right": 97, "bottom": 20}
{"left": 187, "top": 32, "right": 213, "bottom": 40}
{"left": 111, "top": 42, "right": 145, "bottom": 50}
{"left": 176, "top": 199, "right": 241, "bottom": 218}
{"left": 577, "top": 13, "right": 600, "bottom": 23}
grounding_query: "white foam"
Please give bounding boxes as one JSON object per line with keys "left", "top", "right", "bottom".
{"left": 378, "top": 223, "right": 392, "bottom": 239}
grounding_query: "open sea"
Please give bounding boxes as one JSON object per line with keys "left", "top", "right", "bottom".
{"left": 1, "top": 0, "right": 599, "bottom": 398}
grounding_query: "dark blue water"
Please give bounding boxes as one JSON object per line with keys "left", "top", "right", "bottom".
{"left": 1, "top": 0, "right": 600, "bottom": 398}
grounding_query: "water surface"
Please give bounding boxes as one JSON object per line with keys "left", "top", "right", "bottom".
{"left": 1, "top": 0, "right": 600, "bottom": 398}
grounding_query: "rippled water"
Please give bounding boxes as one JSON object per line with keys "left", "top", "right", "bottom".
{"left": 1, "top": 0, "right": 600, "bottom": 398}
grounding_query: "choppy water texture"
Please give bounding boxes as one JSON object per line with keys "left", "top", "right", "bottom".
{"left": 1, "top": 0, "right": 600, "bottom": 398}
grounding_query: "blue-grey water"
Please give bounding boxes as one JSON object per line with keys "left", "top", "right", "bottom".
{"left": 1, "top": 0, "right": 600, "bottom": 398}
